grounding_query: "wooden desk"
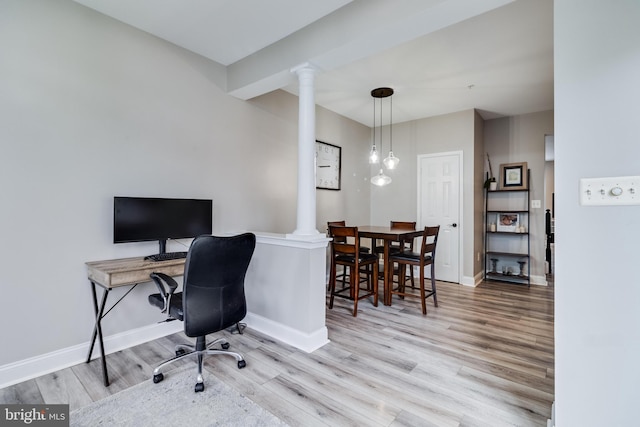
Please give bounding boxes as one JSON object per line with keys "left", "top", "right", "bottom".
{"left": 85, "top": 256, "right": 186, "bottom": 386}
{"left": 357, "top": 226, "right": 422, "bottom": 306}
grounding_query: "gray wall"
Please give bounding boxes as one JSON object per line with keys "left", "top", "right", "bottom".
{"left": 372, "top": 108, "right": 552, "bottom": 285}
{"left": 370, "top": 109, "right": 480, "bottom": 284}
{"left": 0, "top": 0, "right": 370, "bottom": 366}
{"left": 474, "top": 111, "right": 486, "bottom": 280}
{"left": 555, "top": 0, "right": 640, "bottom": 425}
{"left": 11, "top": 8, "right": 625, "bottom": 425}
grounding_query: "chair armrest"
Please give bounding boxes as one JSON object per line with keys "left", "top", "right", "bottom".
{"left": 150, "top": 272, "right": 179, "bottom": 314}
{"left": 150, "top": 272, "right": 178, "bottom": 294}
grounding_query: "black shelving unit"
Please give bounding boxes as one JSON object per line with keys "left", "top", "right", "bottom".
{"left": 484, "top": 170, "right": 531, "bottom": 286}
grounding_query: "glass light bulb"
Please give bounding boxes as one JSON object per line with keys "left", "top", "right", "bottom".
{"left": 369, "top": 145, "right": 379, "bottom": 164}
{"left": 383, "top": 151, "right": 400, "bottom": 170}
{"left": 371, "top": 169, "right": 392, "bottom": 186}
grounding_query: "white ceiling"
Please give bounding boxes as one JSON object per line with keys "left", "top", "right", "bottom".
{"left": 72, "top": 0, "right": 553, "bottom": 126}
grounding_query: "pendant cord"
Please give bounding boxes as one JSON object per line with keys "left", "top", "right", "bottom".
{"left": 372, "top": 95, "right": 376, "bottom": 149}
{"left": 379, "top": 97, "right": 383, "bottom": 152}
{"left": 389, "top": 95, "right": 393, "bottom": 151}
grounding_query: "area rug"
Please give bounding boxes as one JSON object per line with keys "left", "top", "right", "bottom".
{"left": 70, "top": 367, "right": 288, "bottom": 427}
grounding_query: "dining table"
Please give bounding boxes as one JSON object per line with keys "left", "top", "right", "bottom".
{"left": 357, "top": 225, "right": 423, "bottom": 306}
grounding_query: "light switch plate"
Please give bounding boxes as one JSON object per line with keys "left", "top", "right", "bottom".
{"left": 580, "top": 176, "right": 640, "bottom": 206}
{"left": 531, "top": 200, "right": 541, "bottom": 208}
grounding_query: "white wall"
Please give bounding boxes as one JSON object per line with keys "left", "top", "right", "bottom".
{"left": 0, "top": 0, "right": 370, "bottom": 368}
{"left": 555, "top": 0, "right": 640, "bottom": 425}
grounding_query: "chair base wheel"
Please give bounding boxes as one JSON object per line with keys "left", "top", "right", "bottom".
{"left": 195, "top": 382, "right": 204, "bottom": 392}
{"left": 221, "top": 342, "right": 230, "bottom": 350}
{"left": 238, "top": 360, "right": 246, "bottom": 369}
{"left": 153, "top": 373, "right": 164, "bottom": 383}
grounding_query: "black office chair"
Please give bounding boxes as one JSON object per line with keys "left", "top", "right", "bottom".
{"left": 148, "top": 232, "right": 256, "bottom": 392}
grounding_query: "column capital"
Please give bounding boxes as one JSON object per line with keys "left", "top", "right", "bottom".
{"left": 290, "top": 62, "right": 321, "bottom": 76}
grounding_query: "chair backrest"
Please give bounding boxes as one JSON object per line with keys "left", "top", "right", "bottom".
{"left": 390, "top": 221, "right": 416, "bottom": 230}
{"left": 391, "top": 221, "right": 417, "bottom": 249}
{"left": 420, "top": 226, "right": 440, "bottom": 259}
{"left": 183, "top": 233, "right": 256, "bottom": 337}
{"left": 327, "top": 221, "right": 347, "bottom": 243}
{"left": 328, "top": 225, "right": 360, "bottom": 256}
{"left": 328, "top": 220, "right": 346, "bottom": 228}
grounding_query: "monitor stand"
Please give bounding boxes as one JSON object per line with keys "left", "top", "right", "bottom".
{"left": 158, "top": 239, "right": 167, "bottom": 255}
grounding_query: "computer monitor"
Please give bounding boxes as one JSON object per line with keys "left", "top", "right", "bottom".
{"left": 113, "top": 196, "right": 212, "bottom": 255}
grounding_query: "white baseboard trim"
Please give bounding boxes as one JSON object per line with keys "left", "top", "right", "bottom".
{"left": 244, "top": 312, "right": 329, "bottom": 353}
{"left": 466, "top": 273, "right": 483, "bottom": 287}
{"left": 530, "top": 274, "right": 548, "bottom": 286}
{"left": 409, "top": 268, "right": 478, "bottom": 287}
{"left": 0, "top": 321, "right": 182, "bottom": 389}
{"left": 0, "top": 311, "right": 330, "bottom": 389}
{"left": 547, "top": 401, "right": 555, "bottom": 427}
{"left": 473, "top": 273, "right": 548, "bottom": 287}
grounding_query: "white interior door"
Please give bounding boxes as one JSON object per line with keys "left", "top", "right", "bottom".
{"left": 417, "top": 152, "right": 461, "bottom": 283}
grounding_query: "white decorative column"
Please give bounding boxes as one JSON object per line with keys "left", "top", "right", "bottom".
{"left": 289, "top": 63, "right": 321, "bottom": 238}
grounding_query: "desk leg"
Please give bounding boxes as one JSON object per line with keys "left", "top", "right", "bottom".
{"left": 86, "top": 282, "right": 110, "bottom": 387}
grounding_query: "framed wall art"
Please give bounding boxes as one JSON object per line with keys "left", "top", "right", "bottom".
{"left": 499, "top": 162, "right": 528, "bottom": 190}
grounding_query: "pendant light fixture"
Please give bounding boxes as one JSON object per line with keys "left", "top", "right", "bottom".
{"left": 382, "top": 92, "right": 400, "bottom": 170}
{"left": 368, "top": 91, "right": 380, "bottom": 164}
{"left": 371, "top": 168, "right": 392, "bottom": 186}
{"left": 370, "top": 87, "right": 396, "bottom": 186}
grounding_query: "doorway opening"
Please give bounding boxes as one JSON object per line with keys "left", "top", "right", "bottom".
{"left": 417, "top": 151, "right": 463, "bottom": 284}
{"left": 544, "top": 135, "right": 554, "bottom": 279}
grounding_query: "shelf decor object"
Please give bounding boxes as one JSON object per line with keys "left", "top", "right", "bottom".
{"left": 490, "top": 258, "right": 498, "bottom": 273}
{"left": 496, "top": 213, "right": 519, "bottom": 232}
{"left": 484, "top": 153, "right": 497, "bottom": 190}
{"left": 518, "top": 260, "right": 527, "bottom": 277}
{"left": 499, "top": 161, "right": 528, "bottom": 190}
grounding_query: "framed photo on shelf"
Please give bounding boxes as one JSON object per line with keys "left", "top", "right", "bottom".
{"left": 499, "top": 162, "right": 528, "bottom": 190}
{"left": 496, "top": 213, "right": 519, "bottom": 232}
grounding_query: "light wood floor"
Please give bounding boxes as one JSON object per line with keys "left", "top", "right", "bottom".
{"left": 1, "top": 279, "right": 554, "bottom": 426}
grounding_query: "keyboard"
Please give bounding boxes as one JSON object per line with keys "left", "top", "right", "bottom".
{"left": 145, "top": 252, "right": 188, "bottom": 262}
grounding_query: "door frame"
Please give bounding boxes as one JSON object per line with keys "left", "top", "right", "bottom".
{"left": 416, "top": 150, "right": 464, "bottom": 284}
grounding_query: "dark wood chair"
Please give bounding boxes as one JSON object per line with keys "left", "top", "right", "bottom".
{"left": 328, "top": 225, "right": 378, "bottom": 316}
{"left": 327, "top": 221, "right": 348, "bottom": 289}
{"left": 328, "top": 221, "right": 370, "bottom": 253}
{"left": 327, "top": 221, "right": 371, "bottom": 290}
{"left": 374, "top": 221, "right": 416, "bottom": 284}
{"left": 388, "top": 226, "right": 440, "bottom": 315}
